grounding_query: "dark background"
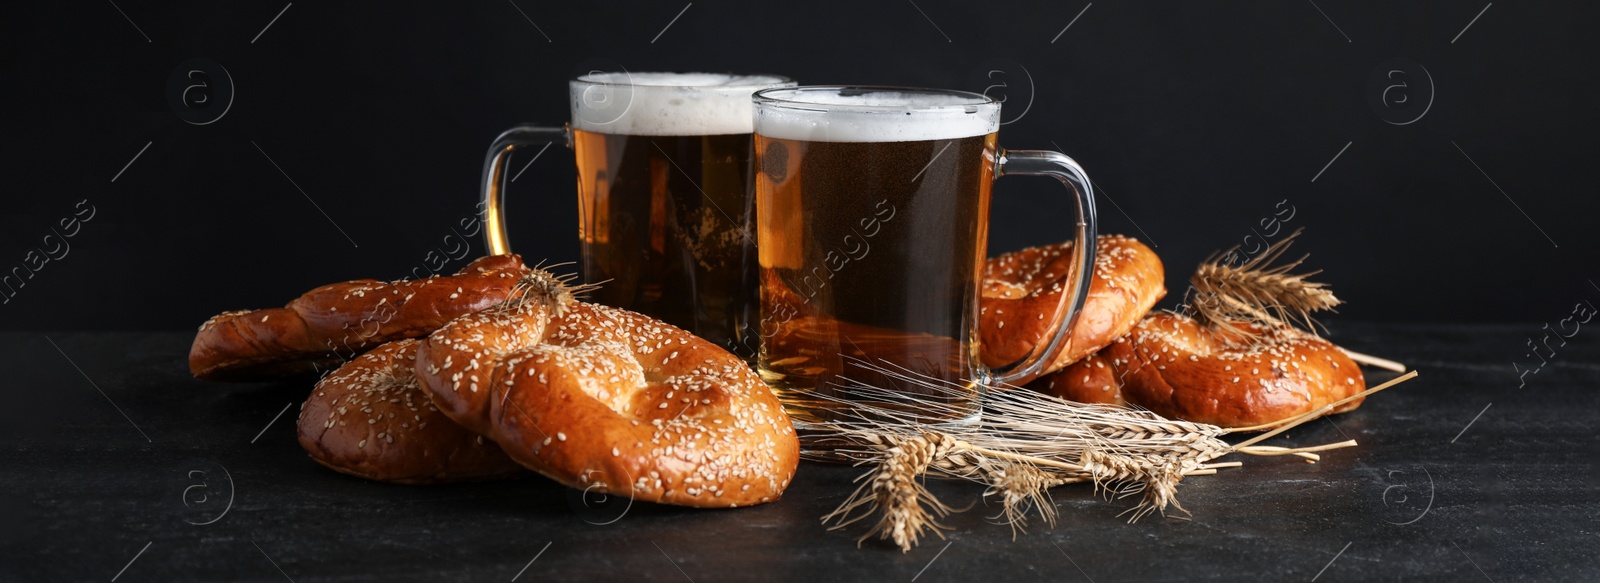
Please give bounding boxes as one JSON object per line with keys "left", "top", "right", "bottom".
{"left": 3, "top": 0, "right": 1598, "bottom": 331}
{"left": 3, "top": 4, "right": 1598, "bottom": 581}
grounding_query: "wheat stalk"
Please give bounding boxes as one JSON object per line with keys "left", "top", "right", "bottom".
{"left": 808, "top": 359, "right": 1418, "bottom": 551}
{"left": 980, "top": 460, "right": 1065, "bottom": 538}
{"left": 1188, "top": 230, "right": 1409, "bottom": 371}
{"left": 485, "top": 262, "right": 606, "bottom": 319}
{"left": 1189, "top": 228, "right": 1340, "bottom": 341}
{"left": 821, "top": 432, "right": 960, "bottom": 551}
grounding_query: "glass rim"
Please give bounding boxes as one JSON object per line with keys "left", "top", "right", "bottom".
{"left": 752, "top": 85, "right": 997, "bottom": 115}
{"left": 572, "top": 71, "right": 795, "bottom": 90}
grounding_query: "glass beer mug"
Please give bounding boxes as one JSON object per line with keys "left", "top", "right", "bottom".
{"left": 750, "top": 86, "right": 1098, "bottom": 425}
{"left": 480, "top": 72, "right": 795, "bottom": 358}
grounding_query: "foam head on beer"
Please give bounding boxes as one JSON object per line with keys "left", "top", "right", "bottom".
{"left": 570, "top": 72, "right": 793, "bottom": 136}
{"left": 753, "top": 87, "right": 1001, "bottom": 142}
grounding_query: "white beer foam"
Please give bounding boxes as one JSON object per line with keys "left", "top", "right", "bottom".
{"left": 753, "top": 89, "right": 1000, "bottom": 143}
{"left": 570, "top": 72, "right": 792, "bottom": 136}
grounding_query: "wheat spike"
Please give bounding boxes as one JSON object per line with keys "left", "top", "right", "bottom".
{"left": 1189, "top": 228, "right": 1340, "bottom": 340}
{"left": 804, "top": 360, "right": 1416, "bottom": 550}
{"left": 979, "top": 460, "right": 1065, "bottom": 539}
{"left": 822, "top": 433, "right": 960, "bottom": 553}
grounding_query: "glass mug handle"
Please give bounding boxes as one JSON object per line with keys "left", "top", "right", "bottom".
{"left": 480, "top": 125, "right": 571, "bottom": 255}
{"left": 985, "top": 149, "right": 1099, "bottom": 386}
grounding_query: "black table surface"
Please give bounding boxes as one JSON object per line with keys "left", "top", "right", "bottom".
{"left": 2, "top": 323, "right": 1597, "bottom": 582}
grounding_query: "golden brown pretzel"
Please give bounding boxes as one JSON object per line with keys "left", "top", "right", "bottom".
{"left": 980, "top": 235, "right": 1165, "bottom": 383}
{"left": 415, "top": 275, "right": 799, "bottom": 508}
{"left": 296, "top": 339, "right": 525, "bottom": 484}
{"left": 190, "top": 255, "right": 529, "bottom": 381}
{"left": 1031, "top": 312, "right": 1366, "bottom": 428}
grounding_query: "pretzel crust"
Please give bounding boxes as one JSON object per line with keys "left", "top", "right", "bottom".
{"left": 1030, "top": 312, "right": 1366, "bottom": 428}
{"left": 980, "top": 235, "right": 1165, "bottom": 383}
{"left": 297, "top": 339, "right": 525, "bottom": 484}
{"left": 190, "top": 255, "right": 529, "bottom": 381}
{"left": 416, "top": 298, "right": 799, "bottom": 508}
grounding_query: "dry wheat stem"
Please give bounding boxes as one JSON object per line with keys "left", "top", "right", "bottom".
{"left": 818, "top": 429, "right": 1229, "bottom": 550}
{"left": 808, "top": 364, "right": 1412, "bottom": 551}
{"left": 1232, "top": 374, "right": 1416, "bottom": 449}
{"left": 1225, "top": 371, "right": 1417, "bottom": 435}
{"left": 1339, "top": 347, "right": 1408, "bottom": 372}
{"left": 808, "top": 360, "right": 1419, "bottom": 551}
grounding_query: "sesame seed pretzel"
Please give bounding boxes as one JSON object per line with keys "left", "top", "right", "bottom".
{"left": 1031, "top": 312, "right": 1367, "bottom": 428}
{"left": 296, "top": 339, "right": 525, "bottom": 484}
{"left": 415, "top": 274, "right": 799, "bottom": 508}
{"left": 190, "top": 255, "right": 530, "bottom": 381}
{"left": 980, "top": 235, "right": 1166, "bottom": 383}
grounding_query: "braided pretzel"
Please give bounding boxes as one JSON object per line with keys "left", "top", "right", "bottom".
{"left": 296, "top": 339, "right": 525, "bottom": 484}
{"left": 190, "top": 255, "right": 529, "bottom": 381}
{"left": 1030, "top": 312, "right": 1366, "bottom": 428}
{"left": 415, "top": 272, "right": 799, "bottom": 508}
{"left": 980, "top": 235, "right": 1165, "bottom": 383}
